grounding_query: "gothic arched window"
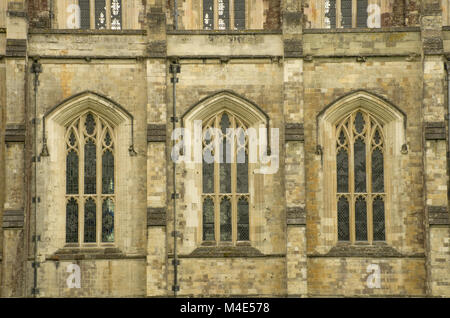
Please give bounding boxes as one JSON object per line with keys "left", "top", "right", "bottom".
{"left": 79, "top": 0, "right": 122, "bottom": 30}
{"left": 335, "top": 109, "right": 385, "bottom": 242}
{"left": 203, "top": 0, "right": 246, "bottom": 30}
{"left": 65, "top": 112, "right": 115, "bottom": 244}
{"left": 202, "top": 111, "right": 249, "bottom": 243}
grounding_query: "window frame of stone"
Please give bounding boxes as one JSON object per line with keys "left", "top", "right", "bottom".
{"left": 65, "top": 111, "right": 116, "bottom": 246}
{"left": 318, "top": 91, "right": 406, "bottom": 246}
{"left": 78, "top": 0, "right": 124, "bottom": 30}
{"left": 323, "top": 0, "right": 370, "bottom": 29}
{"left": 44, "top": 92, "right": 133, "bottom": 251}
{"left": 201, "top": 111, "right": 250, "bottom": 243}
{"left": 334, "top": 108, "right": 386, "bottom": 243}
{"left": 202, "top": 0, "right": 247, "bottom": 30}
{"left": 182, "top": 91, "right": 268, "bottom": 248}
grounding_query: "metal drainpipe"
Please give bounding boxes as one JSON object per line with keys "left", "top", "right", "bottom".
{"left": 447, "top": 65, "right": 450, "bottom": 198}
{"left": 31, "top": 59, "right": 42, "bottom": 297}
{"left": 170, "top": 61, "right": 181, "bottom": 297}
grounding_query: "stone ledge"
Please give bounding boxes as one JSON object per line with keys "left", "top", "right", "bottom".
{"left": 286, "top": 206, "right": 305, "bottom": 225}
{"left": 285, "top": 123, "right": 304, "bottom": 142}
{"left": 428, "top": 206, "right": 450, "bottom": 225}
{"left": 46, "top": 248, "right": 146, "bottom": 260}
{"left": 147, "top": 124, "right": 166, "bottom": 143}
{"left": 304, "top": 27, "right": 421, "bottom": 34}
{"left": 5, "top": 124, "right": 26, "bottom": 142}
{"left": 2, "top": 209, "right": 24, "bottom": 229}
{"left": 181, "top": 246, "right": 270, "bottom": 258}
{"left": 425, "top": 122, "right": 446, "bottom": 140}
{"left": 147, "top": 207, "right": 166, "bottom": 226}
{"left": 167, "top": 30, "right": 282, "bottom": 35}
{"left": 308, "top": 243, "right": 425, "bottom": 258}
{"left": 28, "top": 28, "right": 147, "bottom": 35}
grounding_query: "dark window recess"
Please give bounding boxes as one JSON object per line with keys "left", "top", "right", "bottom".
{"left": 325, "top": 0, "right": 336, "bottom": 28}
{"left": 218, "top": 0, "right": 230, "bottom": 30}
{"left": 355, "top": 196, "right": 367, "bottom": 241}
{"left": 341, "top": 0, "right": 352, "bottom": 28}
{"left": 110, "top": 0, "right": 122, "bottom": 30}
{"left": 237, "top": 198, "right": 249, "bottom": 241}
{"left": 337, "top": 148, "right": 349, "bottom": 193}
{"left": 66, "top": 149, "right": 79, "bottom": 195}
{"left": 354, "top": 138, "right": 366, "bottom": 193}
{"left": 237, "top": 150, "right": 248, "bottom": 193}
{"left": 371, "top": 148, "right": 384, "bottom": 193}
{"left": 337, "top": 196, "right": 350, "bottom": 241}
{"left": 202, "top": 130, "right": 214, "bottom": 193}
{"left": 234, "top": 0, "right": 245, "bottom": 29}
{"left": 85, "top": 113, "right": 96, "bottom": 135}
{"left": 203, "top": 197, "right": 215, "bottom": 241}
{"left": 220, "top": 197, "right": 232, "bottom": 241}
{"left": 84, "top": 198, "right": 97, "bottom": 243}
{"left": 102, "top": 150, "right": 114, "bottom": 194}
{"left": 79, "top": 0, "right": 91, "bottom": 29}
{"left": 102, "top": 198, "right": 114, "bottom": 242}
{"left": 220, "top": 114, "right": 231, "bottom": 194}
{"left": 357, "top": 0, "right": 368, "bottom": 28}
{"left": 95, "top": 0, "right": 107, "bottom": 29}
{"left": 84, "top": 139, "right": 97, "bottom": 194}
{"left": 66, "top": 198, "right": 79, "bottom": 243}
{"left": 372, "top": 197, "right": 385, "bottom": 241}
{"left": 203, "top": 0, "right": 214, "bottom": 30}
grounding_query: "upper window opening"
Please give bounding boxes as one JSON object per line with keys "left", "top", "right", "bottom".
{"left": 203, "top": 0, "right": 246, "bottom": 30}
{"left": 79, "top": 0, "right": 122, "bottom": 30}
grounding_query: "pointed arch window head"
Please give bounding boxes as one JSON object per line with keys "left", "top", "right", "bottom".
{"left": 201, "top": 111, "right": 250, "bottom": 244}
{"left": 335, "top": 109, "right": 385, "bottom": 243}
{"left": 65, "top": 111, "right": 115, "bottom": 245}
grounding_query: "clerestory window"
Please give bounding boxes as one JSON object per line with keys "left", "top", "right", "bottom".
{"left": 203, "top": 0, "right": 246, "bottom": 30}
{"left": 78, "top": 0, "right": 122, "bottom": 30}
{"left": 335, "top": 109, "right": 385, "bottom": 243}
{"left": 65, "top": 112, "right": 115, "bottom": 245}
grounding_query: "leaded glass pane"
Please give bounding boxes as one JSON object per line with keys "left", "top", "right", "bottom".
{"left": 85, "top": 113, "right": 96, "bottom": 135}
{"left": 84, "top": 139, "right": 97, "bottom": 194}
{"left": 102, "top": 150, "right": 114, "bottom": 194}
{"left": 237, "top": 198, "right": 249, "bottom": 241}
{"left": 220, "top": 114, "right": 231, "bottom": 193}
{"left": 237, "top": 150, "right": 248, "bottom": 193}
{"left": 338, "top": 130, "right": 346, "bottom": 145}
{"left": 354, "top": 138, "right": 366, "bottom": 192}
{"left": 79, "top": 0, "right": 90, "bottom": 29}
{"left": 102, "top": 198, "right": 114, "bottom": 242}
{"left": 341, "top": 0, "right": 353, "bottom": 28}
{"left": 95, "top": 0, "right": 107, "bottom": 29}
{"left": 203, "top": 197, "right": 215, "bottom": 241}
{"left": 337, "top": 148, "right": 348, "bottom": 193}
{"left": 355, "top": 196, "right": 367, "bottom": 241}
{"left": 110, "top": 0, "right": 122, "bottom": 30}
{"left": 373, "top": 197, "right": 385, "bottom": 241}
{"left": 325, "top": 0, "right": 336, "bottom": 28}
{"left": 69, "top": 132, "right": 77, "bottom": 146}
{"left": 337, "top": 196, "right": 350, "bottom": 241}
{"left": 104, "top": 131, "right": 112, "bottom": 146}
{"left": 357, "top": 0, "right": 368, "bottom": 27}
{"left": 66, "top": 198, "right": 78, "bottom": 243}
{"left": 354, "top": 112, "right": 365, "bottom": 134}
{"left": 234, "top": 0, "right": 245, "bottom": 29}
{"left": 84, "top": 198, "right": 96, "bottom": 243}
{"left": 372, "top": 148, "right": 384, "bottom": 193}
{"left": 217, "top": 0, "right": 230, "bottom": 30}
{"left": 220, "top": 197, "right": 232, "bottom": 241}
{"left": 203, "top": 0, "right": 214, "bottom": 29}
{"left": 66, "top": 150, "right": 79, "bottom": 194}
{"left": 203, "top": 151, "right": 214, "bottom": 193}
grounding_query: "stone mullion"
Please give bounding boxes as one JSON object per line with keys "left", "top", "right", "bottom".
{"left": 106, "top": 0, "right": 111, "bottom": 29}
{"left": 95, "top": 117, "right": 101, "bottom": 244}
{"left": 90, "top": 0, "right": 95, "bottom": 29}
{"left": 79, "top": 120, "right": 85, "bottom": 245}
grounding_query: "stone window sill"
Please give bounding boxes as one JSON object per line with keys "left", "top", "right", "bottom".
{"left": 46, "top": 247, "right": 145, "bottom": 261}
